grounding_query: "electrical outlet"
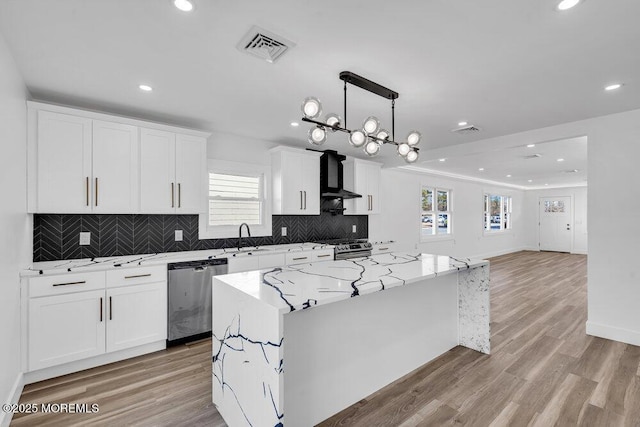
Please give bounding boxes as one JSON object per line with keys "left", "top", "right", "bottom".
{"left": 352, "top": 225, "right": 357, "bottom": 233}
{"left": 281, "top": 227, "right": 287, "bottom": 237}
{"left": 175, "top": 230, "right": 183, "bottom": 241}
{"left": 79, "top": 232, "right": 91, "bottom": 246}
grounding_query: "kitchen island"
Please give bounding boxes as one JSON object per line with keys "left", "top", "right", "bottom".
{"left": 212, "top": 252, "right": 490, "bottom": 426}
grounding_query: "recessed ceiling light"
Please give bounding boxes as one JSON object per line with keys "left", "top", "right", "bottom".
{"left": 458, "top": 121, "right": 468, "bottom": 127}
{"left": 138, "top": 84, "right": 153, "bottom": 92}
{"left": 557, "top": 0, "right": 581, "bottom": 11}
{"left": 526, "top": 144, "right": 535, "bottom": 148}
{"left": 506, "top": 174, "right": 512, "bottom": 178}
{"left": 478, "top": 167, "right": 484, "bottom": 171}
{"left": 439, "top": 158, "right": 446, "bottom": 162}
{"left": 605, "top": 83, "right": 623, "bottom": 91}
{"left": 528, "top": 179, "right": 533, "bottom": 183}
{"left": 545, "top": 183, "right": 549, "bottom": 186}
{"left": 290, "top": 122, "right": 299, "bottom": 127}
{"left": 173, "top": 0, "right": 194, "bottom": 12}
{"left": 557, "top": 158, "right": 565, "bottom": 162}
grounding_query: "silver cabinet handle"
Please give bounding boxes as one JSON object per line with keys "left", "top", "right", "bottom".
{"left": 292, "top": 256, "right": 308, "bottom": 261}
{"left": 171, "top": 183, "right": 175, "bottom": 208}
{"left": 52, "top": 280, "right": 86, "bottom": 287}
{"left": 178, "top": 183, "right": 181, "bottom": 208}
{"left": 370, "top": 195, "right": 373, "bottom": 211}
{"left": 99, "top": 297, "right": 103, "bottom": 322}
{"left": 109, "top": 296, "right": 113, "bottom": 320}
{"left": 304, "top": 191, "right": 307, "bottom": 210}
{"left": 95, "top": 177, "right": 99, "bottom": 206}
{"left": 86, "top": 177, "right": 90, "bottom": 206}
{"left": 300, "top": 191, "right": 303, "bottom": 210}
{"left": 124, "top": 273, "right": 152, "bottom": 279}
{"left": 379, "top": 247, "right": 389, "bottom": 251}
{"left": 317, "top": 254, "right": 331, "bottom": 258}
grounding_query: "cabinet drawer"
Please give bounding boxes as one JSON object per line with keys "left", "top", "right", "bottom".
{"left": 259, "top": 253, "right": 286, "bottom": 269}
{"left": 285, "top": 252, "right": 312, "bottom": 265}
{"left": 311, "top": 250, "right": 334, "bottom": 262}
{"left": 29, "top": 272, "right": 105, "bottom": 298}
{"left": 106, "top": 266, "right": 167, "bottom": 288}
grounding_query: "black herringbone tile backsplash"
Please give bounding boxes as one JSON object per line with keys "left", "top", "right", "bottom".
{"left": 33, "top": 200, "right": 368, "bottom": 261}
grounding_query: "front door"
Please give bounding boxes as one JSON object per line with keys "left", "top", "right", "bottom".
{"left": 539, "top": 196, "right": 572, "bottom": 252}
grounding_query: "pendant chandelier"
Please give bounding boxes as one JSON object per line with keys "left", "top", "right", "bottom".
{"left": 301, "top": 71, "right": 421, "bottom": 163}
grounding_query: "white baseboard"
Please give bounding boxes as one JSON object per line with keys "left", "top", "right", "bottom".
{"left": 0, "top": 372, "right": 24, "bottom": 427}
{"left": 24, "top": 341, "right": 165, "bottom": 385}
{"left": 586, "top": 321, "right": 640, "bottom": 347}
{"left": 572, "top": 249, "right": 588, "bottom": 255}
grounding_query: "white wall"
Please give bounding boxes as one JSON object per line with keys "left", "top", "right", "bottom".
{"left": 523, "top": 186, "right": 588, "bottom": 254}
{"left": 207, "top": 130, "right": 279, "bottom": 165}
{"left": 369, "top": 168, "right": 528, "bottom": 259}
{"left": 440, "top": 107, "right": 640, "bottom": 347}
{"left": 0, "top": 33, "right": 30, "bottom": 426}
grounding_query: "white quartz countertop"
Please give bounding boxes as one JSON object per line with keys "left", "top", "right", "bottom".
{"left": 214, "top": 252, "right": 488, "bottom": 314}
{"left": 22, "top": 243, "right": 334, "bottom": 277}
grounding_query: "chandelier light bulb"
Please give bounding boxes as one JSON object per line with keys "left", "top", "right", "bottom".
{"left": 406, "top": 131, "right": 421, "bottom": 147}
{"left": 324, "top": 113, "right": 342, "bottom": 131}
{"left": 405, "top": 150, "right": 419, "bottom": 163}
{"left": 364, "top": 140, "right": 381, "bottom": 156}
{"left": 397, "top": 142, "right": 411, "bottom": 157}
{"left": 376, "top": 129, "right": 390, "bottom": 142}
{"left": 301, "top": 97, "right": 322, "bottom": 119}
{"left": 308, "top": 126, "right": 327, "bottom": 145}
{"left": 362, "top": 116, "right": 380, "bottom": 135}
{"left": 349, "top": 130, "right": 367, "bottom": 147}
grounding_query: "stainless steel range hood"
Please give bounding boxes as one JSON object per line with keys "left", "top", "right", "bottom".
{"left": 319, "top": 150, "right": 362, "bottom": 199}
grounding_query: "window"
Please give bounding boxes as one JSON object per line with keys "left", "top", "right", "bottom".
{"left": 208, "top": 173, "right": 261, "bottom": 226}
{"left": 484, "top": 194, "right": 512, "bottom": 232}
{"left": 199, "top": 160, "right": 271, "bottom": 239}
{"left": 421, "top": 187, "right": 451, "bottom": 238}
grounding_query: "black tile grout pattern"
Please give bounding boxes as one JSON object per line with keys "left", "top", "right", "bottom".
{"left": 33, "top": 200, "right": 368, "bottom": 261}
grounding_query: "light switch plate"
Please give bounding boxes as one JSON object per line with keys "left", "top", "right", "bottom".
{"left": 281, "top": 227, "right": 287, "bottom": 237}
{"left": 175, "top": 230, "right": 183, "bottom": 241}
{"left": 352, "top": 225, "right": 357, "bottom": 233}
{"left": 79, "top": 232, "right": 91, "bottom": 246}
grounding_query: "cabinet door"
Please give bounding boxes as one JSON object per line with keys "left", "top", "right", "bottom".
{"left": 140, "top": 128, "right": 176, "bottom": 213}
{"left": 366, "top": 163, "right": 381, "bottom": 214}
{"left": 280, "top": 151, "right": 304, "bottom": 214}
{"left": 175, "top": 134, "right": 207, "bottom": 214}
{"left": 106, "top": 282, "right": 167, "bottom": 353}
{"left": 36, "top": 111, "right": 92, "bottom": 213}
{"left": 302, "top": 154, "right": 320, "bottom": 215}
{"left": 92, "top": 120, "right": 139, "bottom": 213}
{"left": 228, "top": 255, "right": 260, "bottom": 273}
{"left": 28, "top": 290, "right": 105, "bottom": 370}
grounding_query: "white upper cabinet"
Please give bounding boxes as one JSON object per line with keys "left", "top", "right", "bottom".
{"left": 271, "top": 147, "right": 321, "bottom": 215}
{"left": 28, "top": 102, "right": 210, "bottom": 214}
{"left": 92, "top": 120, "right": 139, "bottom": 213}
{"left": 139, "top": 130, "right": 206, "bottom": 214}
{"left": 140, "top": 128, "right": 176, "bottom": 214}
{"left": 35, "top": 111, "right": 92, "bottom": 213}
{"left": 343, "top": 158, "right": 382, "bottom": 215}
{"left": 175, "top": 134, "right": 207, "bottom": 213}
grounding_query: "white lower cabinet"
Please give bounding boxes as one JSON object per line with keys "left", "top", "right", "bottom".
{"left": 26, "top": 266, "right": 167, "bottom": 372}
{"left": 106, "top": 282, "right": 167, "bottom": 353}
{"left": 28, "top": 289, "right": 106, "bottom": 371}
{"left": 228, "top": 255, "right": 260, "bottom": 273}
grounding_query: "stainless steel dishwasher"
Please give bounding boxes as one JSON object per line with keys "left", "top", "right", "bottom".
{"left": 167, "top": 258, "right": 228, "bottom": 346}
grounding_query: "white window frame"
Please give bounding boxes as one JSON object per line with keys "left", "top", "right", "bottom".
{"left": 483, "top": 193, "right": 512, "bottom": 234}
{"left": 420, "top": 185, "right": 453, "bottom": 241}
{"left": 198, "top": 159, "right": 272, "bottom": 239}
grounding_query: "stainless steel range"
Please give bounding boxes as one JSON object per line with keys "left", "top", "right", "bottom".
{"left": 315, "top": 239, "right": 372, "bottom": 260}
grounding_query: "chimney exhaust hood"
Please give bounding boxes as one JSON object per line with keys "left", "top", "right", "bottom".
{"left": 319, "top": 150, "right": 362, "bottom": 199}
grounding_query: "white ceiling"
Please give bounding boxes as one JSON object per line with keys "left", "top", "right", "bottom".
{"left": 1, "top": 0, "right": 638, "bottom": 187}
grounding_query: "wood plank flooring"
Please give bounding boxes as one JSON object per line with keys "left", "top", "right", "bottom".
{"left": 12, "top": 251, "right": 640, "bottom": 426}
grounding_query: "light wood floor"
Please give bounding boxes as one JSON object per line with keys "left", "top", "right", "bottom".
{"left": 12, "top": 251, "right": 640, "bottom": 426}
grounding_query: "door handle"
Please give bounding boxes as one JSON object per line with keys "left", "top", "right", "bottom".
{"left": 178, "top": 183, "right": 181, "bottom": 208}
{"left": 109, "top": 296, "right": 113, "bottom": 320}
{"left": 300, "top": 191, "right": 303, "bottom": 210}
{"left": 86, "top": 177, "right": 90, "bottom": 206}
{"left": 95, "top": 177, "right": 99, "bottom": 206}
{"left": 304, "top": 191, "right": 307, "bottom": 210}
{"left": 567, "top": 224, "right": 571, "bottom": 231}
{"left": 171, "top": 183, "right": 175, "bottom": 208}
{"left": 99, "top": 297, "right": 103, "bottom": 322}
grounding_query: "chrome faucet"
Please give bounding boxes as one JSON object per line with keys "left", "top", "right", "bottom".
{"left": 238, "top": 223, "right": 251, "bottom": 250}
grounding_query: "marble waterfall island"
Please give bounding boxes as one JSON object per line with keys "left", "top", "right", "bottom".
{"left": 212, "top": 252, "right": 490, "bottom": 426}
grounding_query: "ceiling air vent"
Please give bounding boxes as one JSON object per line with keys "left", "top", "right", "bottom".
{"left": 237, "top": 25, "right": 295, "bottom": 64}
{"left": 451, "top": 125, "right": 481, "bottom": 135}
{"left": 523, "top": 153, "right": 542, "bottom": 159}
